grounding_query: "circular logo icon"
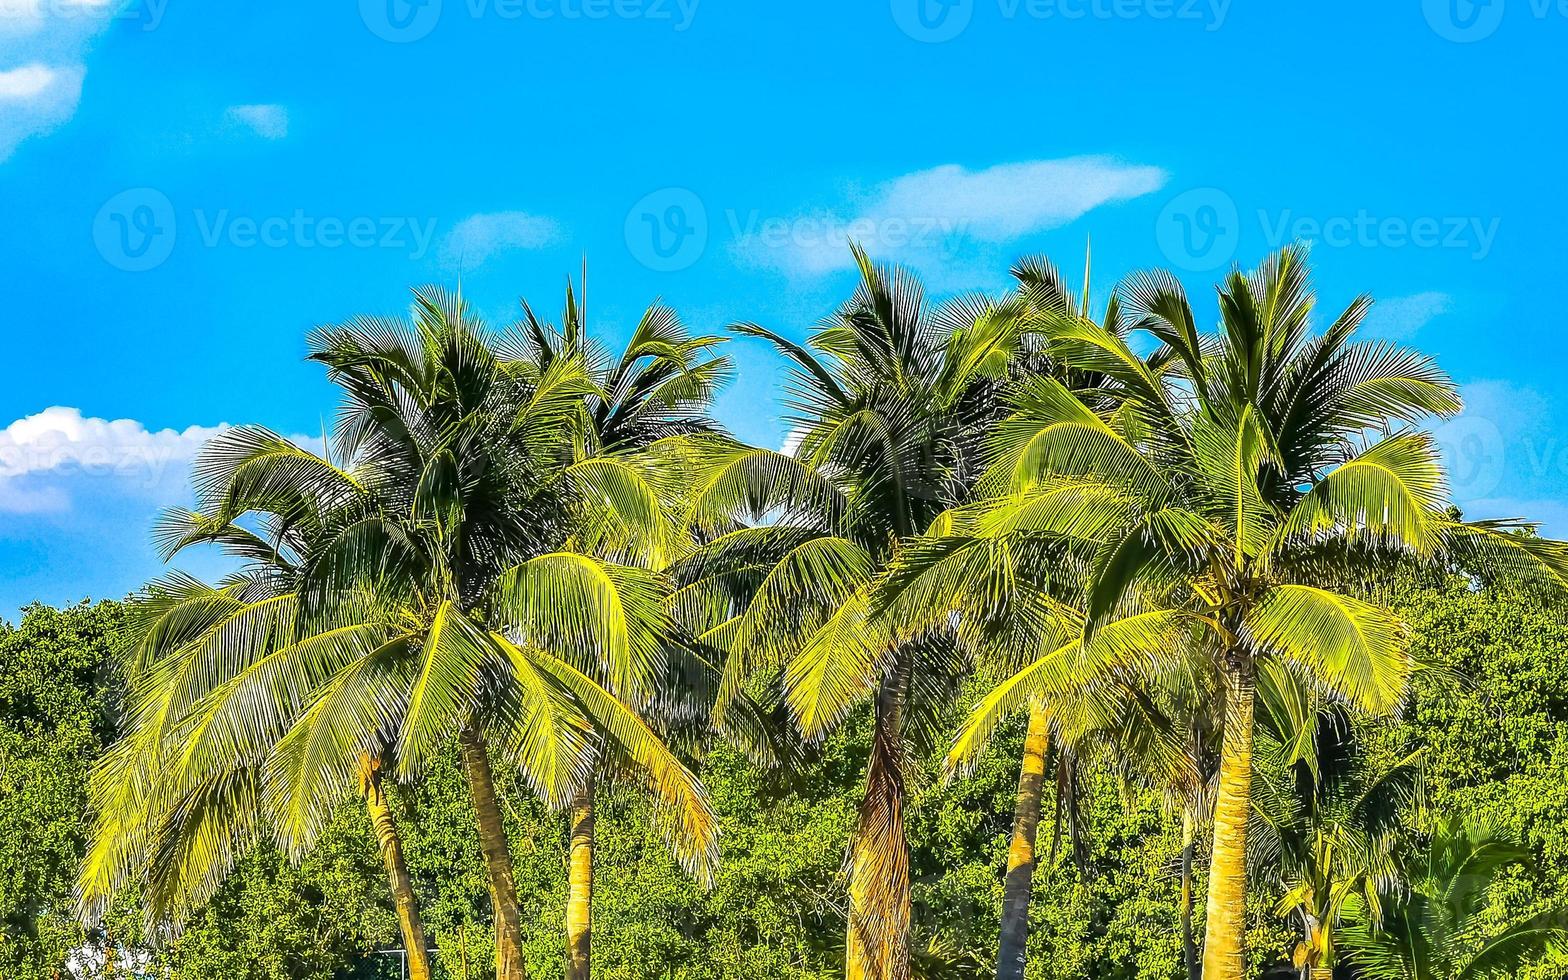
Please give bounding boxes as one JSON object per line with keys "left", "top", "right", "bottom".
{"left": 360, "top": 0, "right": 443, "bottom": 42}
{"left": 1156, "top": 187, "right": 1240, "bottom": 273}
{"left": 1422, "top": 0, "right": 1505, "bottom": 42}
{"left": 890, "top": 0, "right": 974, "bottom": 42}
{"left": 625, "top": 188, "right": 708, "bottom": 273}
{"left": 1433, "top": 414, "right": 1506, "bottom": 501}
{"left": 93, "top": 187, "right": 177, "bottom": 272}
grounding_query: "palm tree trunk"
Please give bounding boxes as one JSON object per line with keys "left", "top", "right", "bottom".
{"left": 1181, "top": 805, "right": 1200, "bottom": 980}
{"left": 460, "top": 725, "right": 528, "bottom": 980}
{"left": 360, "top": 755, "right": 433, "bottom": 980}
{"left": 846, "top": 662, "right": 912, "bottom": 980}
{"left": 566, "top": 777, "right": 596, "bottom": 980}
{"left": 1200, "top": 667, "right": 1257, "bottom": 980}
{"left": 996, "top": 702, "right": 1050, "bottom": 980}
{"left": 1309, "top": 969, "right": 1332, "bottom": 980}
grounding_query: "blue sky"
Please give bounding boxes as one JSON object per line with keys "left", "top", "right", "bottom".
{"left": 0, "top": 0, "right": 1564, "bottom": 617}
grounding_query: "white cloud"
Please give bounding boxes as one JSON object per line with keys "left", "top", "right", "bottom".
{"left": 1361, "top": 291, "right": 1452, "bottom": 341}
{"left": 0, "top": 0, "right": 138, "bottom": 161}
{"left": 732, "top": 156, "right": 1168, "bottom": 278}
{"left": 226, "top": 102, "right": 289, "bottom": 140}
{"left": 0, "top": 61, "right": 82, "bottom": 160}
{"left": 439, "top": 211, "right": 563, "bottom": 268}
{"left": 0, "top": 407, "right": 228, "bottom": 514}
{"left": 0, "top": 62, "right": 55, "bottom": 99}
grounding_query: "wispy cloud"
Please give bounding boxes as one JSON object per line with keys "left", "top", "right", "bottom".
{"left": 226, "top": 102, "right": 289, "bottom": 140}
{"left": 439, "top": 211, "right": 563, "bottom": 268}
{"left": 1362, "top": 291, "right": 1452, "bottom": 341}
{"left": 0, "top": 61, "right": 83, "bottom": 160}
{"left": 731, "top": 156, "right": 1169, "bottom": 278}
{"left": 0, "top": 0, "right": 145, "bottom": 161}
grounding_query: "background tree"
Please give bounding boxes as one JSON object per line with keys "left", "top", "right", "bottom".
{"left": 1338, "top": 817, "right": 1568, "bottom": 980}
{"left": 0, "top": 603, "right": 123, "bottom": 979}
{"left": 1249, "top": 694, "right": 1423, "bottom": 980}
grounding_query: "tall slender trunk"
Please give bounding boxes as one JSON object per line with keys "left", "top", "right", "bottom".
{"left": 460, "top": 725, "right": 527, "bottom": 980}
{"left": 996, "top": 702, "right": 1051, "bottom": 980}
{"left": 566, "top": 777, "right": 596, "bottom": 980}
{"left": 1181, "top": 805, "right": 1199, "bottom": 980}
{"left": 846, "top": 661, "right": 912, "bottom": 980}
{"left": 1201, "top": 667, "right": 1257, "bottom": 980}
{"left": 360, "top": 755, "right": 432, "bottom": 980}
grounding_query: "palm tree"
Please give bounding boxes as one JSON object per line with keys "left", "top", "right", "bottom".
{"left": 1249, "top": 694, "right": 1423, "bottom": 980}
{"left": 872, "top": 249, "right": 1200, "bottom": 980}
{"left": 79, "top": 571, "right": 448, "bottom": 980}
{"left": 79, "top": 289, "right": 717, "bottom": 980}
{"left": 911, "top": 246, "right": 1568, "bottom": 979}
{"left": 509, "top": 285, "right": 735, "bottom": 980}
{"left": 1338, "top": 817, "right": 1568, "bottom": 980}
{"left": 672, "top": 245, "right": 1036, "bottom": 980}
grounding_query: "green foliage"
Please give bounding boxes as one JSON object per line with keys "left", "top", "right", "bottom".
{"left": 1386, "top": 577, "right": 1568, "bottom": 980}
{"left": 161, "top": 822, "right": 396, "bottom": 980}
{"left": 0, "top": 602, "right": 121, "bottom": 979}
{"left": 3, "top": 568, "right": 1568, "bottom": 978}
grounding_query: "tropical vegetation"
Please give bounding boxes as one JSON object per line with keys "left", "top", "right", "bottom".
{"left": 0, "top": 245, "right": 1565, "bottom": 980}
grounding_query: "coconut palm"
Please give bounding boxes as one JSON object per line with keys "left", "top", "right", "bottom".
{"left": 1338, "top": 817, "right": 1568, "bottom": 980}
{"left": 509, "top": 285, "right": 737, "bottom": 980}
{"left": 928, "top": 252, "right": 1190, "bottom": 980}
{"left": 670, "top": 245, "right": 1038, "bottom": 980}
{"left": 79, "top": 566, "right": 454, "bottom": 979}
{"left": 1249, "top": 694, "right": 1423, "bottom": 980}
{"left": 883, "top": 524, "right": 1195, "bottom": 980}
{"left": 918, "top": 245, "right": 1568, "bottom": 979}
{"left": 79, "top": 289, "right": 717, "bottom": 980}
